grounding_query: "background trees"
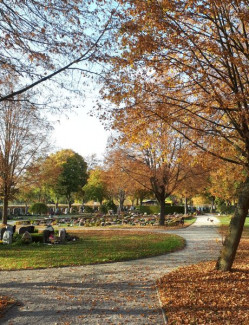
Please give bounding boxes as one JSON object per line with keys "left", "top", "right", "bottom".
{"left": 54, "top": 153, "right": 88, "bottom": 209}
{"left": 83, "top": 167, "right": 108, "bottom": 206}
{"left": 0, "top": 98, "right": 51, "bottom": 224}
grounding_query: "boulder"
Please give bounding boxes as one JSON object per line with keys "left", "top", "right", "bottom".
{"left": 21, "top": 231, "right": 32, "bottom": 244}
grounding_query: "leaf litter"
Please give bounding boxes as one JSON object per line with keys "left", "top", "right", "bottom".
{"left": 157, "top": 239, "right": 249, "bottom": 324}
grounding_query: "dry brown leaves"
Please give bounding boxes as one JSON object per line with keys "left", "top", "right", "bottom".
{"left": 0, "top": 296, "right": 16, "bottom": 318}
{"left": 157, "top": 239, "right": 249, "bottom": 324}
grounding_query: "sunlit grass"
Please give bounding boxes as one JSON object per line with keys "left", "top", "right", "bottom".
{"left": 0, "top": 231, "right": 185, "bottom": 270}
{"left": 217, "top": 215, "right": 249, "bottom": 238}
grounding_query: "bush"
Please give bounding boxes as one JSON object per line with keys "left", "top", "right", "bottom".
{"left": 29, "top": 203, "right": 48, "bottom": 215}
{"left": 217, "top": 204, "right": 235, "bottom": 215}
{"left": 104, "top": 200, "right": 117, "bottom": 213}
{"left": 99, "top": 204, "right": 108, "bottom": 214}
{"left": 12, "top": 233, "right": 22, "bottom": 245}
{"left": 137, "top": 205, "right": 184, "bottom": 215}
{"left": 31, "top": 233, "right": 43, "bottom": 243}
{"left": 84, "top": 206, "right": 94, "bottom": 213}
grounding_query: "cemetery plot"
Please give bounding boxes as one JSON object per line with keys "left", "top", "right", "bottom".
{"left": 14, "top": 213, "right": 194, "bottom": 228}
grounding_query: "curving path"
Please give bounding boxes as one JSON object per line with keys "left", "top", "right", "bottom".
{"left": 0, "top": 215, "right": 222, "bottom": 325}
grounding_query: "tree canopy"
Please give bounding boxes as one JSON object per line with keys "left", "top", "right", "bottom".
{"left": 98, "top": 0, "right": 249, "bottom": 271}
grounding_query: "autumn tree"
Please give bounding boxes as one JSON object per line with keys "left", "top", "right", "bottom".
{"left": 175, "top": 155, "right": 213, "bottom": 214}
{"left": 110, "top": 124, "right": 202, "bottom": 225}
{"left": 103, "top": 149, "right": 134, "bottom": 211}
{"left": 99, "top": 0, "right": 249, "bottom": 270}
{"left": 209, "top": 162, "right": 243, "bottom": 204}
{"left": 0, "top": 98, "right": 50, "bottom": 224}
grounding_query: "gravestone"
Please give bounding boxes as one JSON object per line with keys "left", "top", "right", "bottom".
{"left": 59, "top": 228, "right": 66, "bottom": 243}
{"left": 0, "top": 227, "right": 6, "bottom": 240}
{"left": 21, "top": 231, "right": 32, "bottom": 244}
{"left": 43, "top": 229, "right": 50, "bottom": 243}
{"left": 43, "top": 225, "right": 54, "bottom": 243}
{"left": 18, "top": 225, "right": 35, "bottom": 235}
{"left": 46, "top": 225, "right": 54, "bottom": 232}
{"left": 3, "top": 230, "right": 12, "bottom": 244}
{"left": 6, "top": 225, "right": 15, "bottom": 234}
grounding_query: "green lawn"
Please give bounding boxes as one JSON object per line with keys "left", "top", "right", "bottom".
{"left": 217, "top": 215, "right": 249, "bottom": 238}
{"left": 184, "top": 216, "right": 196, "bottom": 226}
{"left": 0, "top": 230, "right": 185, "bottom": 270}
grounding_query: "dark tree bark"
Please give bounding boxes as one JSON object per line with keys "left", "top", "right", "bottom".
{"left": 216, "top": 178, "right": 249, "bottom": 271}
{"left": 2, "top": 192, "right": 9, "bottom": 225}
{"left": 158, "top": 197, "right": 166, "bottom": 226}
{"left": 184, "top": 197, "right": 188, "bottom": 215}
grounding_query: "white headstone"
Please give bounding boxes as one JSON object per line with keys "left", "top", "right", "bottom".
{"left": 59, "top": 228, "right": 66, "bottom": 243}
{"left": 3, "top": 230, "right": 12, "bottom": 244}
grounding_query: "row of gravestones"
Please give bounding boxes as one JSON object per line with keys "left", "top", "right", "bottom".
{"left": 0, "top": 224, "right": 67, "bottom": 245}
{"left": 43, "top": 226, "right": 66, "bottom": 244}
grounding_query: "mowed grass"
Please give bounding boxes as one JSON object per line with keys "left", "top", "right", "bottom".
{"left": 0, "top": 230, "right": 185, "bottom": 270}
{"left": 217, "top": 215, "right": 249, "bottom": 238}
{"left": 183, "top": 216, "right": 196, "bottom": 226}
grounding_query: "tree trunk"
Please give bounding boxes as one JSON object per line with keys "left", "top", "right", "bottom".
{"left": 2, "top": 194, "right": 9, "bottom": 225}
{"left": 159, "top": 198, "right": 165, "bottom": 226}
{"left": 216, "top": 177, "right": 249, "bottom": 271}
{"left": 210, "top": 196, "right": 215, "bottom": 213}
{"left": 119, "top": 189, "right": 125, "bottom": 211}
{"left": 25, "top": 203, "right": 28, "bottom": 215}
{"left": 184, "top": 197, "right": 188, "bottom": 215}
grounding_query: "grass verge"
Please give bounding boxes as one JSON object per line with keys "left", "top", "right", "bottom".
{"left": 0, "top": 230, "right": 185, "bottom": 270}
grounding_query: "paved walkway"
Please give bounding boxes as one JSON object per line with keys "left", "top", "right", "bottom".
{"left": 0, "top": 215, "right": 222, "bottom": 324}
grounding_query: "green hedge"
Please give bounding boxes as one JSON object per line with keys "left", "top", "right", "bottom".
{"left": 29, "top": 202, "right": 48, "bottom": 215}
{"left": 216, "top": 204, "right": 235, "bottom": 215}
{"left": 136, "top": 205, "right": 184, "bottom": 215}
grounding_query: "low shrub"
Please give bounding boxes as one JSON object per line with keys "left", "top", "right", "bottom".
{"left": 31, "top": 233, "right": 43, "bottom": 243}
{"left": 29, "top": 203, "right": 48, "bottom": 215}
{"left": 137, "top": 205, "right": 184, "bottom": 215}
{"left": 217, "top": 204, "right": 235, "bottom": 215}
{"left": 84, "top": 206, "right": 94, "bottom": 213}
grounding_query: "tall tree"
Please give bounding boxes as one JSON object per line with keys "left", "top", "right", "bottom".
{"left": 0, "top": 98, "right": 50, "bottom": 224}
{"left": 55, "top": 152, "right": 88, "bottom": 209}
{"left": 100, "top": 0, "right": 249, "bottom": 271}
{"left": 103, "top": 149, "right": 133, "bottom": 211}
{"left": 83, "top": 167, "right": 108, "bottom": 205}
{"left": 110, "top": 125, "right": 200, "bottom": 224}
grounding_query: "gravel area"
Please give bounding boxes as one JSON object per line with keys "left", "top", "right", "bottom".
{"left": 0, "top": 215, "right": 221, "bottom": 324}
